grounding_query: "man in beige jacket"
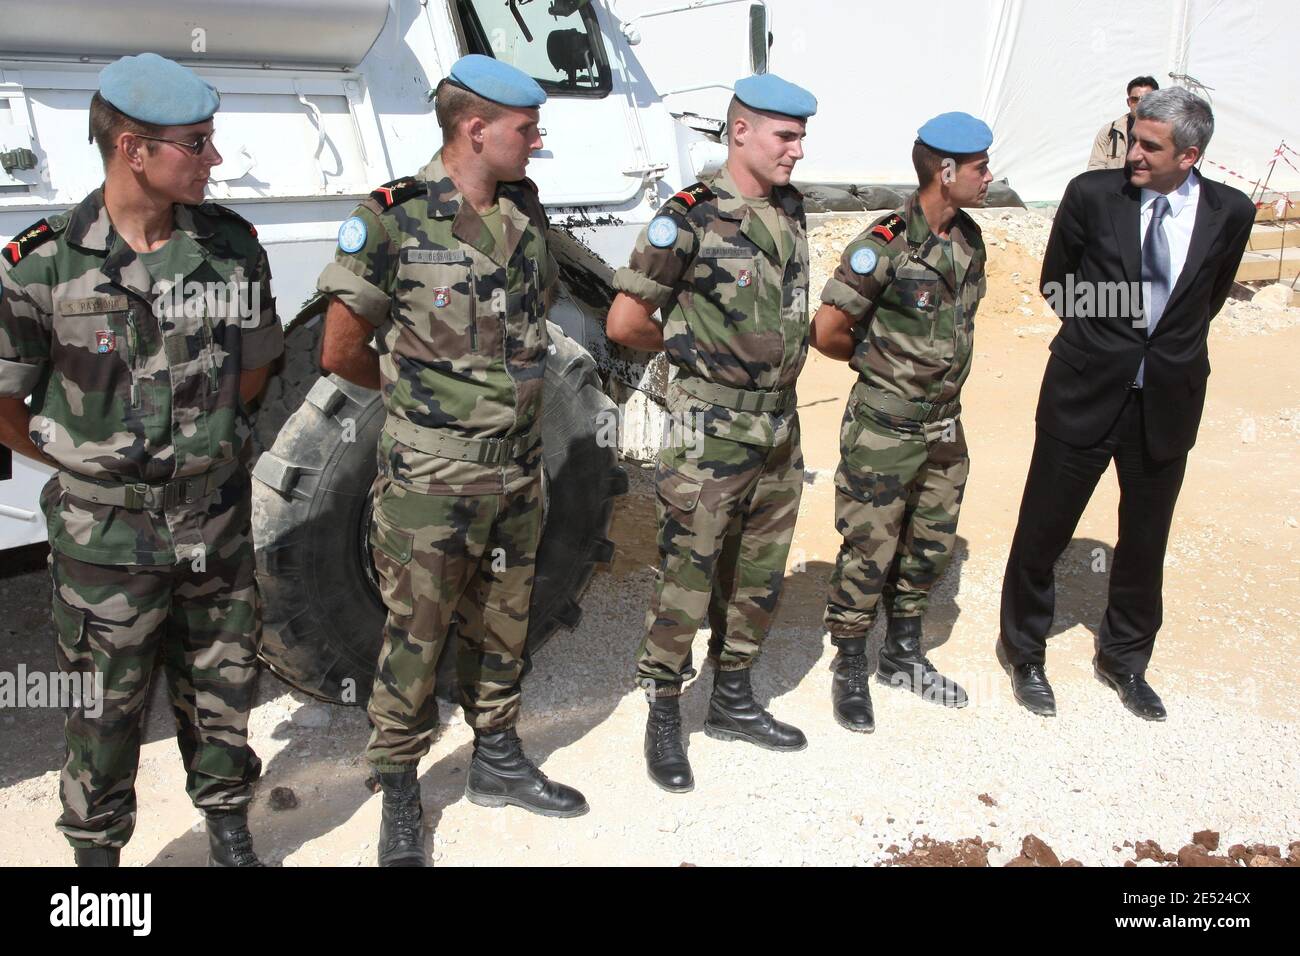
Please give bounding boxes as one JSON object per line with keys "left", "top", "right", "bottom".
{"left": 1087, "top": 75, "right": 1159, "bottom": 170}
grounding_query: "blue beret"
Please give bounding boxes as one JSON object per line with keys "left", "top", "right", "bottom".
{"left": 917, "top": 112, "right": 993, "bottom": 154}
{"left": 733, "top": 73, "right": 817, "bottom": 119}
{"left": 99, "top": 53, "right": 220, "bottom": 126}
{"left": 447, "top": 54, "right": 547, "bottom": 108}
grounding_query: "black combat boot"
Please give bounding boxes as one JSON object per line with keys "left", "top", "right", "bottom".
{"left": 830, "top": 637, "right": 876, "bottom": 732}
{"left": 704, "top": 667, "right": 807, "bottom": 751}
{"left": 644, "top": 695, "right": 694, "bottom": 793}
{"left": 376, "top": 768, "right": 427, "bottom": 867}
{"left": 205, "top": 810, "right": 264, "bottom": 867}
{"left": 877, "top": 616, "right": 968, "bottom": 708}
{"left": 465, "top": 728, "right": 589, "bottom": 818}
{"left": 73, "top": 847, "right": 120, "bottom": 867}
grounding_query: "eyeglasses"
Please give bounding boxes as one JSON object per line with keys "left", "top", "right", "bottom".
{"left": 133, "top": 132, "right": 214, "bottom": 156}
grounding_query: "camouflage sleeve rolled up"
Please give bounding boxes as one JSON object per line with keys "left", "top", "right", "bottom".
{"left": 240, "top": 244, "right": 284, "bottom": 370}
{"left": 820, "top": 232, "right": 894, "bottom": 323}
{"left": 612, "top": 208, "right": 699, "bottom": 312}
{"left": 316, "top": 203, "right": 398, "bottom": 327}
{"left": 0, "top": 255, "right": 52, "bottom": 399}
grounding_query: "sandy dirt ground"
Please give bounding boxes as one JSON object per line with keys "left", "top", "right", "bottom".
{"left": 1, "top": 209, "right": 1297, "bottom": 866}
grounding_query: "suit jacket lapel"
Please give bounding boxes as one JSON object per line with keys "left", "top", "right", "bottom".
{"left": 1158, "top": 181, "right": 1223, "bottom": 327}
{"left": 1107, "top": 181, "right": 1142, "bottom": 285}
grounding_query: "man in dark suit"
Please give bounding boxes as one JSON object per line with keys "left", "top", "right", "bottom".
{"left": 999, "top": 87, "right": 1255, "bottom": 720}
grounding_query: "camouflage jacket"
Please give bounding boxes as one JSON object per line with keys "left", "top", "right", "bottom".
{"left": 821, "top": 191, "right": 987, "bottom": 407}
{"left": 0, "top": 188, "right": 283, "bottom": 566}
{"left": 317, "top": 152, "right": 558, "bottom": 495}
{"left": 612, "top": 164, "right": 810, "bottom": 447}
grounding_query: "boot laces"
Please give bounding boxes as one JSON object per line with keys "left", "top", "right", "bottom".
{"left": 651, "top": 708, "right": 685, "bottom": 759}
{"left": 840, "top": 652, "right": 872, "bottom": 693}
{"left": 222, "top": 823, "right": 260, "bottom": 866}
{"left": 385, "top": 790, "right": 423, "bottom": 845}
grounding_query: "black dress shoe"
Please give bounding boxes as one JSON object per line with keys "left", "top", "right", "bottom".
{"left": 704, "top": 667, "right": 806, "bottom": 751}
{"left": 830, "top": 637, "right": 875, "bottom": 733}
{"left": 1010, "top": 663, "right": 1056, "bottom": 717}
{"left": 465, "top": 729, "right": 589, "bottom": 817}
{"left": 644, "top": 695, "right": 694, "bottom": 793}
{"left": 1095, "top": 665, "right": 1167, "bottom": 721}
{"left": 877, "top": 616, "right": 968, "bottom": 708}
{"left": 376, "top": 768, "right": 427, "bottom": 867}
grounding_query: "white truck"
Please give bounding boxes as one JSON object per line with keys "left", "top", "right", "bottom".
{"left": 0, "top": 0, "right": 772, "bottom": 702}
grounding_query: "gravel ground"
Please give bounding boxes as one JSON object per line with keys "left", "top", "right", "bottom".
{"left": 1, "top": 209, "right": 1296, "bottom": 866}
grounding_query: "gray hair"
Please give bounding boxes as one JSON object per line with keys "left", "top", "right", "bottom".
{"left": 1135, "top": 87, "right": 1214, "bottom": 154}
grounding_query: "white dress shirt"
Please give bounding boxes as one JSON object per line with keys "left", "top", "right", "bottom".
{"left": 1135, "top": 168, "right": 1200, "bottom": 384}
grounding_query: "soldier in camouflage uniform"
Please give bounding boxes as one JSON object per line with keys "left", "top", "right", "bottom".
{"left": 607, "top": 74, "right": 817, "bottom": 793}
{"left": 317, "top": 55, "right": 586, "bottom": 867}
{"left": 0, "top": 54, "right": 282, "bottom": 866}
{"left": 811, "top": 112, "right": 994, "bottom": 732}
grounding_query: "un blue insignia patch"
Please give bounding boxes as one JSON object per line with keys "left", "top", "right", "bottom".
{"left": 850, "top": 247, "right": 878, "bottom": 275}
{"left": 647, "top": 216, "right": 679, "bottom": 249}
{"left": 338, "top": 216, "right": 368, "bottom": 254}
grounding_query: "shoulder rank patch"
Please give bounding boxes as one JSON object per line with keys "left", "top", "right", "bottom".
{"left": 870, "top": 213, "right": 905, "bottom": 244}
{"left": 3, "top": 219, "right": 58, "bottom": 266}
{"left": 665, "top": 182, "right": 716, "bottom": 215}
{"left": 371, "top": 177, "right": 423, "bottom": 210}
{"left": 200, "top": 202, "right": 258, "bottom": 237}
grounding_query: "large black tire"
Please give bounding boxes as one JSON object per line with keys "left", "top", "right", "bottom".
{"left": 250, "top": 320, "right": 627, "bottom": 705}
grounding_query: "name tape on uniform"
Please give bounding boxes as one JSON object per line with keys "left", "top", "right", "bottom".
{"left": 59, "top": 295, "right": 131, "bottom": 316}
{"left": 401, "top": 249, "right": 470, "bottom": 264}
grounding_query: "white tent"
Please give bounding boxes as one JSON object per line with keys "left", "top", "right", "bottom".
{"left": 619, "top": 0, "right": 1300, "bottom": 201}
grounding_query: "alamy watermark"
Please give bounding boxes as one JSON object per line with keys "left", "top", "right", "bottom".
{"left": 1041, "top": 275, "right": 1154, "bottom": 329}
{"left": 0, "top": 666, "right": 103, "bottom": 717}
{"left": 152, "top": 275, "right": 262, "bottom": 328}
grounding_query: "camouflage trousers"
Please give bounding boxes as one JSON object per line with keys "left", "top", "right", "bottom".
{"left": 824, "top": 392, "right": 969, "bottom": 641}
{"left": 366, "top": 474, "right": 541, "bottom": 772}
{"left": 635, "top": 424, "right": 804, "bottom": 696}
{"left": 50, "top": 543, "right": 262, "bottom": 849}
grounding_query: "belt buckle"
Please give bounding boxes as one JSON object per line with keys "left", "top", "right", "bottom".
{"left": 130, "top": 482, "right": 157, "bottom": 510}
{"left": 479, "top": 438, "right": 503, "bottom": 465}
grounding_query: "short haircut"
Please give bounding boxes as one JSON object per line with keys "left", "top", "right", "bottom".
{"left": 1128, "top": 75, "right": 1160, "bottom": 95}
{"left": 726, "top": 95, "right": 766, "bottom": 138}
{"left": 912, "top": 140, "right": 985, "bottom": 188}
{"left": 88, "top": 91, "right": 163, "bottom": 164}
{"left": 912, "top": 141, "right": 946, "bottom": 186}
{"left": 1135, "top": 86, "right": 1214, "bottom": 153}
{"left": 434, "top": 79, "right": 508, "bottom": 143}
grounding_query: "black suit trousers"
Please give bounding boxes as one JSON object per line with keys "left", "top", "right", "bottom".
{"left": 999, "top": 391, "right": 1188, "bottom": 673}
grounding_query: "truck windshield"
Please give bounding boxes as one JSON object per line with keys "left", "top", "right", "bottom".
{"left": 455, "top": 0, "right": 611, "bottom": 96}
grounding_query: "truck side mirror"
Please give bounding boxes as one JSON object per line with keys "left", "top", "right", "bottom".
{"left": 749, "top": 3, "right": 770, "bottom": 74}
